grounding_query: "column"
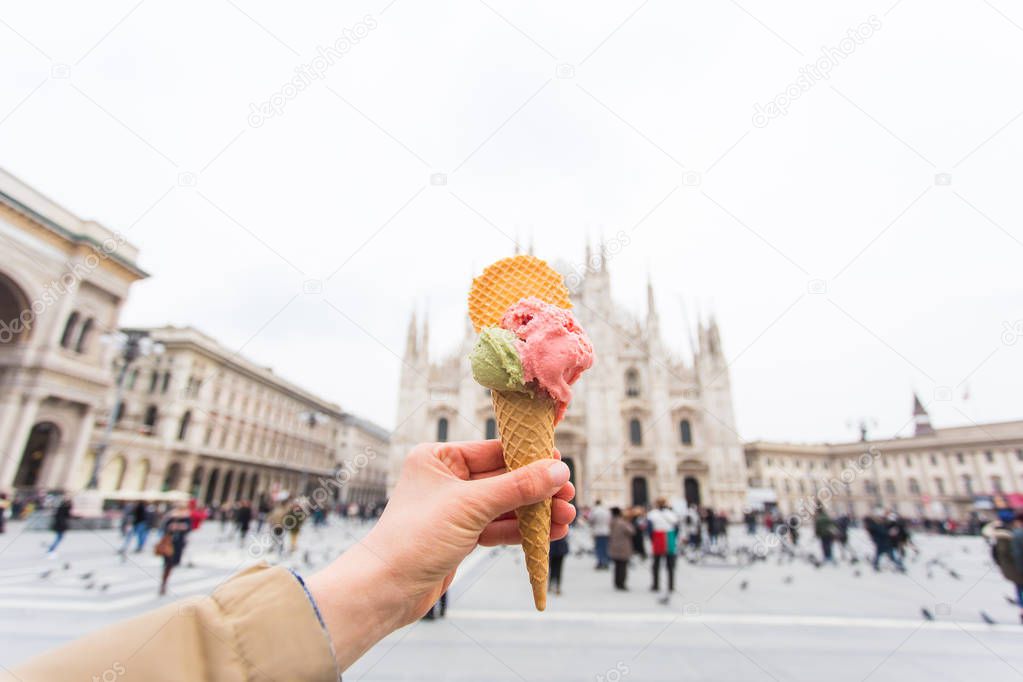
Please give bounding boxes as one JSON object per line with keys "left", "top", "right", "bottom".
{"left": 49, "top": 405, "right": 95, "bottom": 490}
{"left": 0, "top": 396, "right": 41, "bottom": 488}
{"left": 0, "top": 390, "right": 25, "bottom": 468}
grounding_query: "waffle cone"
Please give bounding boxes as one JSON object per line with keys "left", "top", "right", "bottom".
{"left": 491, "top": 389, "right": 557, "bottom": 611}
{"left": 468, "top": 255, "right": 571, "bottom": 332}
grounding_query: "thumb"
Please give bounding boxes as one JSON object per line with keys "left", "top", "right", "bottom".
{"left": 468, "top": 460, "right": 570, "bottom": 518}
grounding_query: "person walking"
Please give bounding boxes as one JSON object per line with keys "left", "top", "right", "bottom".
{"left": 549, "top": 533, "right": 569, "bottom": 596}
{"left": 608, "top": 507, "right": 634, "bottom": 590}
{"left": 133, "top": 501, "right": 153, "bottom": 553}
{"left": 744, "top": 510, "right": 757, "bottom": 535}
{"left": 589, "top": 499, "right": 611, "bottom": 570}
{"left": 815, "top": 508, "right": 836, "bottom": 564}
{"left": 631, "top": 506, "right": 648, "bottom": 560}
{"left": 705, "top": 508, "right": 720, "bottom": 547}
{"left": 866, "top": 509, "right": 904, "bottom": 572}
{"left": 47, "top": 495, "right": 73, "bottom": 557}
{"left": 648, "top": 498, "right": 679, "bottom": 592}
{"left": 835, "top": 514, "right": 852, "bottom": 561}
{"left": 235, "top": 500, "right": 253, "bottom": 547}
{"left": 156, "top": 505, "right": 193, "bottom": 596}
{"left": 983, "top": 511, "right": 1023, "bottom": 624}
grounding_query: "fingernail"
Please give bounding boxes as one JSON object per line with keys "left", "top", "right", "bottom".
{"left": 547, "top": 461, "right": 570, "bottom": 486}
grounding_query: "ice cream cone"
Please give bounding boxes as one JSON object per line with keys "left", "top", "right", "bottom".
{"left": 468, "top": 255, "right": 571, "bottom": 611}
{"left": 491, "top": 388, "right": 557, "bottom": 611}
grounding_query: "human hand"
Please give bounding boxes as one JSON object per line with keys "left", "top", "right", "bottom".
{"left": 307, "top": 440, "right": 575, "bottom": 670}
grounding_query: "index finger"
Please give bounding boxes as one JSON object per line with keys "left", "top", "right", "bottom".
{"left": 442, "top": 440, "right": 561, "bottom": 474}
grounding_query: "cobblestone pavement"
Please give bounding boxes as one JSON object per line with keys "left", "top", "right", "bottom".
{"left": 1, "top": 519, "right": 1020, "bottom": 681}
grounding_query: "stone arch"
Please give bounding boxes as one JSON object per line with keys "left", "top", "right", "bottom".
{"left": 60, "top": 311, "right": 80, "bottom": 348}
{"left": 0, "top": 271, "right": 33, "bottom": 345}
{"left": 133, "top": 458, "right": 151, "bottom": 491}
{"left": 13, "top": 422, "right": 61, "bottom": 488}
{"left": 163, "top": 461, "right": 182, "bottom": 491}
{"left": 99, "top": 454, "right": 127, "bottom": 491}
{"left": 75, "top": 317, "right": 95, "bottom": 353}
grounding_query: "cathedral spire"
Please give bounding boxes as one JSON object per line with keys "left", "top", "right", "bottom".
{"left": 913, "top": 393, "right": 935, "bottom": 436}
{"left": 421, "top": 308, "right": 430, "bottom": 360}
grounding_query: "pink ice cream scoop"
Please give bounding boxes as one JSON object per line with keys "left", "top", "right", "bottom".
{"left": 500, "top": 297, "right": 594, "bottom": 423}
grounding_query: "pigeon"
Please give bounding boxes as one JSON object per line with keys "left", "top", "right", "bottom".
{"left": 85, "top": 582, "right": 96, "bottom": 590}
{"left": 739, "top": 580, "right": 749, "bottom": 591}
{"left": 100, "top": 584, "right": 110, "bottom": 592}
{"left": 853, "top": 570, "right": 861, "bottom": 578}
{"left": 1005, "top": 596, "right": 1018, "bottom": 607}
{"left": 980, "top": 611, "right": 995, "bottom": 625}
{"left": 657, "top": 594, "right": 671, "bottom": 606}
{"left": 39, "top": 570, "right": 52, "bottom": 579}
{"left": 948, "top": 570, "right": 961, "bottom": 580}
{"left": 921, "top": 608, "right": 934, "bottom": 621}
{"left": 78, "top": 572, "right": 93, "bottom": 580}
{"left": 783, "top": 576, "right": 793, "bottom": 585}
{"left": 62, "top": 562, "right": 71, "bottom": 571}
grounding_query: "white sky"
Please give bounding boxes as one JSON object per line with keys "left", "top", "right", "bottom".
{"left": 2, "top": 0, "right": 1021, "bottom": 443}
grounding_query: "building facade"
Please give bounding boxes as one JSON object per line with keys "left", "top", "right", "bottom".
{"left": 391, "top": 248, "right": 750, "bottom": 517}
{"left": 745, "top": 398, "right": 1023, "bottom": 520}
{"left": 84, "top": 326, "right": 390, "bottom": 507}
{"left": 0, "top": 168, "right": 146, "bottom": 493}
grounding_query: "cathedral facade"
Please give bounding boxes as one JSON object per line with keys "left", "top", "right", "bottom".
{"left": 390, "top": 249, "right": 750, "bottom": 518}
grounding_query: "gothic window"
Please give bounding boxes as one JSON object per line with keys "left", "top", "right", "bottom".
{"left": 883, "top": 479, "right": 896, "bottom": 495}
{"left": 934, "top": 478, "right": 945, "bottom": 494}
{"left": 625, "top": 368, "right": 640, "bottom": 397}
{"left": 864, "top": 480, "right": 875, "bottom": 495}
{"left": 148, "top": 370, "right": 159, "bottom": 393}
{"left": 437, "top": 417, "right": 449, "bottom": 443}
{"left": 628, "top": 418, "right": 642, "bottom": 446}
{"left": 960, "top": 474, "right": 973, "bottom": 495}
{"left": 908, "top": 478, "right": 920, "bottom": 494}
{"left": 161, "top": 371, "right": 171, "bottom": 394}
{"left": 485, "top": 418, "right": 496, "bottom": 440}
{"left": 679, "top": 419, "right": 692, "bottom": 446}
{"left": 178, "top": 411, "right": 192, "bottom": 441}
{"left": 143, "top": 405, "right": 159, "bottom": 431}
{"left": 60, "top": 312, "right": 80, "bottom": 348}
{"left": 75, "top": 318, "right": 94, "bottom": 353}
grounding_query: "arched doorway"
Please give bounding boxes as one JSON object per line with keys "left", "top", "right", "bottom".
{"left": 205, "top": 468, "right": 221, "bottom": 506}
{"left": 631, "top": 476, "right": 649, "bottom": 507}
{"left": 190, "top": 466, "right": 205, "bottom": 498}
{"left": 220, "top": 470, "right": 235, "bottom": 505}
{"left": 684, "top": 476, "right": 701, "bottom": 508}
{"left": 0, "top": 273, "right": 30, "bottom": 345}
{"left": 163, "top": 462, "right": 182, "bottom": 491}
{"left": 14, "top": 423, "right": 60, "bottom": 488}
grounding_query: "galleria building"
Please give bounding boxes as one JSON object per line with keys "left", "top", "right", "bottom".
{"left": 0, "top": 168, "right": 388, "bottom": 507}
{"left": 2, "top": 168, "right": 1021, "bottom": 521}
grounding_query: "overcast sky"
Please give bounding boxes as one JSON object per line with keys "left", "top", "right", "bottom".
{"left": 2, "top": 0, "right": 1021, "bottom": 443}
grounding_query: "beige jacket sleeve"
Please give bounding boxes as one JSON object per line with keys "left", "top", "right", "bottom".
{"left": 6, "top": 564, "right": 340, "bottom": 682}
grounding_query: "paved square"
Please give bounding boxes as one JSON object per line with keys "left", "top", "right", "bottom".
{"left": 1, "top": 520, "right": 1020, "bottom": 681}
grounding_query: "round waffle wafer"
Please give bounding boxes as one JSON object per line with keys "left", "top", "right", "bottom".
{"left": 468, "top": 255, "right": 571, "bottom": 331}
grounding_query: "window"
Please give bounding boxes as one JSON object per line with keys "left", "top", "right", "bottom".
{"left": 75, "top": 318, "right": 94, "bottom": 353}
{"left": 111, "top": 402, "right": 124, "bottom": 425}
{"left": 1017, "top": 449, "right": 1023, "bottom": 462}
{"left": 783, "top": 480, "right": 790, "bottom": 493}
{"left": 629, "top": 418, "right": 642, "bottom": 446}
{"left": 884, "top": 479, "right": 896, "bottom": 495}
{"left": 625, "top": 368, "right": 640, "bottom": 397}
{"left": 904, "top": 455, "right": 912, "bottom": 466}
{"left": 60, "top": 312, "right": 80, "bottom": 348}
{"left": 148, "top": 371, "right": 159, "bottom": 393}
{"left": 984, "top": 451, "right": 994, "bottom": 463}
{"left": 991, "top": 476, "right": 1003, "bottom": 493}
{"left": 908, "top": 478, "right": 920, "bottom": 494}
{"left": 437, "top": 417, "right": 449, "bottom": 443}
{"left": 864, "top": 481, "right": 875, "bottom": 495}
{"left": 956, "top": 452, "right": 964, "bottom": 465}
{"left": 679, "top": 419, "right": 692, "bottom": 445}
{"left": 127, "top": 369, "right": 139, "bottom": 390}
{"left": 797, "top": 481, "right": 805, "bottom": 494}
{"left": 961, "top": 474, "right": 973, "bottom": 495}
{"left": 934, "top": 478, "right": 945, "bottom": 494}
{"left": 929, "top": 454, "right": 937, "bottom": 466}
{"left": 178, "top": 411, "right": 192, "bottom": 441}
{"left": 162, "top": 372, "right": 171, "bottom": 394}
{"left": 143, "top": 405, "right": 158, "bottom": 431}
{"left": 485, "top": 418, "right": 496, "bottom": 440}
{"left": 766, "top": 458, "right": 772, "bottom": 466}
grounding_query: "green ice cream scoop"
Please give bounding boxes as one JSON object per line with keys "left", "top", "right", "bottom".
{"left": 469, "top": 327, "right": 529, "bottom": 394}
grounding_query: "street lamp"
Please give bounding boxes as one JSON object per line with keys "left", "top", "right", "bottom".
{"left": 87, "top": 330, "right": 164, "bottom": 490}
{"left": 297, "top": 410, "right": 327, "bottom": 494}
